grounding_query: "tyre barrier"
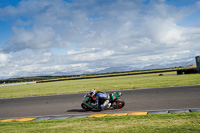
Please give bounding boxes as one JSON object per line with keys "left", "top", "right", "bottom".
{"left": 169, "top": 109, "right": 190, "bottom": 113}
{"left": 147, "top": 110, "right": 169, "bottom": 114}
{"left": 0, "top": 108, "right": 200, "bottom": 122}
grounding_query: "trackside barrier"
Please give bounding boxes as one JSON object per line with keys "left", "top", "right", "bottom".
{"left": 0, "top": 108, "right": 200, "bottom": 122}
{"left": 0, "top": 81, "right": 36, "bottom": 87}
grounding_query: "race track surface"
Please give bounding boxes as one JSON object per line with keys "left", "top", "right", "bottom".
{"left": 0, "top": 85, "right": 200, "bottom": 119}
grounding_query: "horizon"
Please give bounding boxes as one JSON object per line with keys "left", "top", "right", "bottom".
{"left": 0, "top": 0, "right": 200, "bottom": 79}
{"left": 0, "top": 63, "right": 197, "bottom": 80}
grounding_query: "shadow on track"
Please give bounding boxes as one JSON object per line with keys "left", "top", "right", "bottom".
{"left": 67, "top": 109, "right": 86, "bottom": 112}
{"left": 67, "top": 109, "right": 102, "bottom": 112}
{"left": 67, "top": 108, "right": 115, "bottom": 113}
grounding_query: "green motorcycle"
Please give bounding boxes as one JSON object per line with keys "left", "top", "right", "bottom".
{"left": 81, "top": 92, "right": 125, "bottom": 111}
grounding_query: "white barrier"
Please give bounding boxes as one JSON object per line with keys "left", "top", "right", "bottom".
{"left": 0, "top": 81, "right": 36, "bottom": 87}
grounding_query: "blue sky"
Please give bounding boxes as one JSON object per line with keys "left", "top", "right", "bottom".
{"left": 0, "top": 0, "right": 200, "bottom": 79}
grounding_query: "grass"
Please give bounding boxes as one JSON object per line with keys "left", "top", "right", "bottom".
{"left": 1, "top": 66, "right": 195, "bottom": 84}
{"left": 0, "top": 72, "right": 200, "bottom": 98}
{"left": 0, "top": 112, "right": 200, "bottom": 133}
{"left": 0, "top": 72, "right": 199, "bottom": 132}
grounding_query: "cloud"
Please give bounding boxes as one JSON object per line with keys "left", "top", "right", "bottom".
{"left": 0, "top": 53, "right": 10, "bottom": 66}
{"left": 3, "top": 26, "right": 58, "bottom": 52}
{"left": 0, "top": 0, "right": 200, "bottom": 79}
{"left": 67, "top": 48, "right": 114, "bottom": 61}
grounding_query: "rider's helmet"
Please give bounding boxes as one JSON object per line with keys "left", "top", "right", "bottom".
{"left": 90, "top": 89, "right": 97, "bottom": 97}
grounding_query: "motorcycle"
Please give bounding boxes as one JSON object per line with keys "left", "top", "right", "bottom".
{"left": 81, "top": 92, "right": 125, "bottom": 111}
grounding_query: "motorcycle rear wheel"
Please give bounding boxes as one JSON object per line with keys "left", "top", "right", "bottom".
{"left": 81, "top": 103, "right": 92, "bottom": 111}
{"left": 112, "top": 98, "right": 125, "bottom": 109}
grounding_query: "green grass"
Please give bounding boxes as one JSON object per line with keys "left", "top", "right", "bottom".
{"left": 0, "top": 72, "right": 200, "bottom": 98}
{"left": 1, "top": 73, "right": 199, "bottom": 132}
{"left": 1, "top": 66, "right": 195, "bottom": 84}
{"left": 0, "top": 112, "right": 200, "bottom": 133}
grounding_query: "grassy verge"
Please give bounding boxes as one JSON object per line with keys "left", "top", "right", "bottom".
{"left": 1, "top": 66, "right": 196, "bottom": 84}
{"left": 0, "top": 72, "right": 200, "bottom": 98}
{"left": 0, "top": 112, "right": 200, "bottom": 133}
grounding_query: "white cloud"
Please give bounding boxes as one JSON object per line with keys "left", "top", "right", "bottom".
{"left": 3, "top": 26, "right": 58, "bottom": 52}
{"left": 0, "top": 0, "right": 200, "bottom": 79}
{"left": 0, "top": 53, "right": 10, "bottom": 66}
{"left": 67, "top": 48, "right": 114, "bottom": 61}
{"left": 144, "top": 18, "right": 185, "bottom": 45}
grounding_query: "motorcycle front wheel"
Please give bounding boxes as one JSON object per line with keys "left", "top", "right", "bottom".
{"left": 112, "top": 98, "right": 125, "bottom": 109}
{"left": 81, "top": 103, "right": 92, "bottom": 111}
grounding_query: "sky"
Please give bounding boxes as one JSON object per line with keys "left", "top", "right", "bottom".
{"left": 0, "top": 0, "right": 200, "bottom": 79}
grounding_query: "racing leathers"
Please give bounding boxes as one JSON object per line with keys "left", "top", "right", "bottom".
{"left": 92, "top": 91, "right": 110, "bottom": 110}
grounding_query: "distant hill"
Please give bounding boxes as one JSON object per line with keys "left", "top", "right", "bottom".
{"left": 93, "top": 66, "right": 133, "bottom": 74}
{"left": 0, "top": 60, "right": 196, "bottom": 84}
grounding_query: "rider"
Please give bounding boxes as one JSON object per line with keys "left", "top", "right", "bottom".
{"left": 90, "top": 89, "right": 111, "bottom": 110}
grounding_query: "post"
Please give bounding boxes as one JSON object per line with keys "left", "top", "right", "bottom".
{"left": 196, "top": 56, "right": 200, "bottom": 73}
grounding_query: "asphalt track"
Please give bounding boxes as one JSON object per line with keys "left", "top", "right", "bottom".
{"left": 0, "top": 85, "right": 200, "bottom": 119}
